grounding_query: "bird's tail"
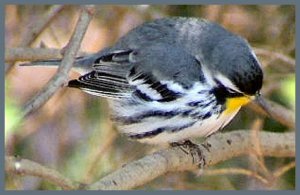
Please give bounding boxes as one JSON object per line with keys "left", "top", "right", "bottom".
{"left": 19, "top": 56, "right": 93, "bottom": 75}
{"left": 19, "top": 47, "right": 112, "bottom": 75}
{"left": 20, "top": 58, "right": 63, "bottom": 67}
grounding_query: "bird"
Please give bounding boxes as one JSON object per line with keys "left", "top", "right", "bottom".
{"left": 24, "top": 17, "right": 263, "bottom": 146}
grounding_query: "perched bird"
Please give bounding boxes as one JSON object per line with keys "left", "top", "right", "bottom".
{"left": 25, "top": 17, "right": 263, "bottom": 145}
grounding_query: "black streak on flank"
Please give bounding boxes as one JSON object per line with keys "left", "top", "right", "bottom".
{"left": 133, "top": 89, "right": 153, "bottom": 101}
{"left": 143, "top": 74, "right": 181, "bottom": 102}
{"left": 169, "top": 122, "right": 196, "bottom": 132}
{"left": 129, "top": 122, "right": 196, "bottom": 139}
{"left": 188, "top": 100, "right": 205, "bottom": 107}
{"left": 114, "top": 110, "right": 181, "bottom": 125}
{"left": 129, "top": 127, "right": 165, "bottom": 139}
{"left": 129, "top": 68, "right": 181, "bottom": 102}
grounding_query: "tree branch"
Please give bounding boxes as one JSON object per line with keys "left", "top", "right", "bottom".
{"left": 6, "top": 5, "right": 66, "bottom": 74}
{"left": 253, "top": 47, "right": 295, "bottom": 70}
{"left": 5, "top": 48, "right": 62, "bottom": 62}
{"left": 5, "top": 156, "right": 79, "bottom": 190}
{"left": 202, "top": 168, "right": 269, "bottom": 185}
{"left": 87, "top": 131, "right": 294, "bottom": 190}
{"left": 21, "top": 5, "right": 95, "bottom": 118}
{"left": 20, "top": 5, "right": 66, "bottom": 47}
{"left": 5, "top": 131, "right": 294, "bottom": 190}
{"left": 5, "top": 47, "right": 88, "bottom": 62}
{"left": 249, "top": 97, "right": 295, "bottom": 129}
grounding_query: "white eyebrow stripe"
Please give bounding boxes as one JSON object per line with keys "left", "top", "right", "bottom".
{"left": 214, "top": 73, "right": 242, "bottom": 93}
{"left": 251, "top": 50, "right": 262, "bottom": 68}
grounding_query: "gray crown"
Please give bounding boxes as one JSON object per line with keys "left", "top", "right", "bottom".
{"left": 109, "top": 17, "right": 263, "bottom": 95}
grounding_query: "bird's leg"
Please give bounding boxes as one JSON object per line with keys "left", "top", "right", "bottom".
{"left": 170, "top": 141, "right": 190, "bottom": 155}
{"left": 170, "top": 140, "right": 206, "bottom": 169}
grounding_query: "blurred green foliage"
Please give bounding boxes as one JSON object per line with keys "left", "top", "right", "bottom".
{"left": 5, "top": 82, "right": 22, "bottom": 143}
{"left": 280, "top": 75, "right": 295, "bottom": 109}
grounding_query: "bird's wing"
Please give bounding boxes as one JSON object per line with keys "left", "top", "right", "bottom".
{"left": 68, "top": 50, "right": 133, "bottom": 99}
{"left": 68, "top": 43, "right": 204, "bottom": 102}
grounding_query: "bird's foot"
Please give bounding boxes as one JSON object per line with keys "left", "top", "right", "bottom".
{"left": 170, "top": 140, "right": 206, "bottom": 169}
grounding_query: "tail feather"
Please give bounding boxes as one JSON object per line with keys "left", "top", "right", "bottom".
{"left": 19, "top": 56, "right": 93, "bottom": 74}
{"left": 19, "top": 59, "right": 63, "bottom": 67}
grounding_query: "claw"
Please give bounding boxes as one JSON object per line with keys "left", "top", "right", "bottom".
{"left": 170, "top": 140, "right": 206, "bottom": 168}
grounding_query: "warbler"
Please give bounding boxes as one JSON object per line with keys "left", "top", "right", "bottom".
{"left": 25, "top": 17, "right": 263, "bottom": 145}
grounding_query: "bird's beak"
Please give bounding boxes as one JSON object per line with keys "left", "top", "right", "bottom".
{"left": 253, "top": 92, "right": 272, "bottom": 117}
{"left": 254, "top": 91, "right": 264, "bottom": 105}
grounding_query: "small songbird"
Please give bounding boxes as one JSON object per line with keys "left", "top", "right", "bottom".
{"left": 25, "top": 17, "right": 263, "bottom": 145}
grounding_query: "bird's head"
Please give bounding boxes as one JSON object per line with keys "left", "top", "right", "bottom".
{"left": 208, "top": 35, "right": 263, "bottom": 97}
{"left": 200, "top": 35, "right": 263, "bottom": 113}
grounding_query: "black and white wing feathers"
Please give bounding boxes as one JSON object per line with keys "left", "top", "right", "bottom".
{"left": 68, "top": 50, "right": 133, "bottom": 99}
{"left": 68, "top": 44, "right": 203, "bottom": 102}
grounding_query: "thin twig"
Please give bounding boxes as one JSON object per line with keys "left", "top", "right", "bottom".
{"left": 202, "top": 168, "right": 269, "bottom": 185}
{"left": 21, "top": 5, "right": 66, "bottom": 47}
{"left": 21, "top": 6, "right": 95, "bottom": 118}
{"left": 5, "top": 156, "right": 79, "bottom": 190}
{"left": 249, "top": 118, "right": 276, "bottom": 186}
{"left": 261, "top": 82, "right": 281, "bottom": 96}
{"left": 87, "top": 131, "right": 295, "bottom": 190}
{"left": 5, "top": 47, "right": 88, "bottom": 62}
{"left": 248, "top": 97, "right": 295, "bottom": 129}
{"left": 5, "top": 48, "right": 62, "bottom": 62}
{"left": 273, "top": 161, "right": 296, "bottom": 178}
{"left": 250, "top": 119, "right": 270, "bottom": 177}
{"left": 253, "top": 47, "right": 295, "bottom": 70}
{"left": 6, "top": 5, "right": 66, "bottom": 74}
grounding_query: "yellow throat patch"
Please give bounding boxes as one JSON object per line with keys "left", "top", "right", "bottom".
{"left": 224, "top": 96, "right": 251, "bottom": 114}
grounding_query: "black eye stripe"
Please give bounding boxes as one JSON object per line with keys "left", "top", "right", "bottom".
{"left": 214, "top": 79, "right": 243, "bottom": 95}
{"left": 211, "top": 79, "right": 244, "bottom": 105}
